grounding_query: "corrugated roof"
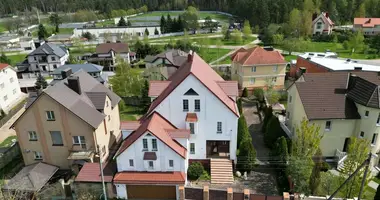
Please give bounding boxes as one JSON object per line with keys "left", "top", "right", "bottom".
{"left": 145, "top": 52, "right": 239, "bottom": 118}
{"left": 231, "top": 46, "right": 286, "bottom": 65}
{"left": 115, "top": 112, "right": 187, "bottom": 158}
{"left": 29, "top": 43, "right": 67, "bottom": 57}
{"left": 148, "top": 81, "right": 171, "bottom": 96}
{"left": 96, "top": 43, "right": 129, "bottom": 54}
{"left": 113, "top": 171, "right": 185, "bottom": 184}
{"left": 51, "top": 64, "right": 103, "bottom": 75}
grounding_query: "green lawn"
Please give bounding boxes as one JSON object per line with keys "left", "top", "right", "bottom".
{"left": 363, "top": 186, "right": 376, "bottom": 200}
{"left": 198, "top": 48, "right": 231, "bottom": 63}
{"left": 283, "top": 55, "right": 297, "bottom": 62}
{"left": 59, "top": 28, "right": 74, "bottom": 34}
{"left": 216, "top": 56, "right": 232, "bottom": 64}
{"left": 0, "top": 136, "right": 17, "bottom": 147}
{"left": 0, "top": 23, "right": 6, "bottom": 33}
{"left": 119, "top": 105, "right": 144, "bottom": 121}
{"left": 96, "top": 20, "right": 115, "bottom": 27}
{"left": 6, "top": 54, "right": 27, "bottom": 66}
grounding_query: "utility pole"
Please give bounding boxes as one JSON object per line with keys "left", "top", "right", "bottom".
{"left": 97, "top": 145, "right": 108, "bottom": 200}
{"left": 328, "top": 153, "right": 372, "bottom": 200}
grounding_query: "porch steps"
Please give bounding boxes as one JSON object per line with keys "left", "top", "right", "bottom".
{"left": 210, "top": 159, "right": 234, "bottom": 184}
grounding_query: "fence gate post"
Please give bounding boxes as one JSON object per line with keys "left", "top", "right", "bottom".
{"left": 203, "top": 186, "right": 209, "bottom": 200}
{"left": 227, "top": 188, "right": 233, "bottom": 200}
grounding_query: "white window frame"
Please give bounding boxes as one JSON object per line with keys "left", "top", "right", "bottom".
{"left": 12, "top": 89, "right": 16, "bottom": 94}
{"left": 129, "top": 159, "right": 134, "bottom": 167}
{"left": 272, "top": 77, "right": 277, "bottom": 83}
{"left": 72, "top": 136, "right": 86, "bottom": 149}
{"left": 34, "top": 151, "right": 43, "bottom": 160}
{"left": 217, "top": 122, "right": 222, "bottom": 133}
{"left": 190, "top": 143, "right": 195, "bottom": 154}
{"left": 142, "top": 138, "right": 148, "bottom": 151}
{"left": 0, "top": 83, "right": 4, "bottom": 89}
{"left": 289, "top": 95, "right": 292, "bottom": 103}
{"left": 325, "top": 121, "right": 331, "bottom": 131}
{"left": 194, "top": 99, "right": 200, "bottom": 112}
{"left": 148, "top": 161, "right": 154, "bottom": 169}
{"left": 365, "top": 110, "right": 369, "bottom": 118}
{"left": 152, "top": 138, "right": 158, "bottom": 151}
{"left": 273, "top": 65, "right": 278, "bottom": 72}
{"left": 250, "top": 78, "right": 255, "bottom": 85}
{"left": 169, "top": 160, "right": 174, "bottom": 168}
{"left": 9, "top": 77, "right": 14, "bottom": 83}
{"left": 372, "top": 133, "right": 378, "bottom": 145}
{"left": 377, "top": 113, "right": 380, "bottom": 125}
{"left": 3, "top": 95, "right": 7, "bottom": 101}
{"left": 46, "top": 111, "right": 55, "bottom": 121}
{"left": 360, "top": 131, "right": 365, "bottom": 138}
{"left": 50, "top": 131, "right": 63, "bottom": 146}
{"left": 183, "top": 99, "right": 189, "bottom": 111}
{"left": 28, "top": 131, "right": 37, "bottom": 141}
{"left": 252, "top": 66, "right": 256, "bottom": 72}
{"left": 190, "top": 123, "right": 195, "bottom": 134}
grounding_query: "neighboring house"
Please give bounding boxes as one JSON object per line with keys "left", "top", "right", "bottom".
{"left": 291, "top": 53, "right": 380, "bottom": 79}
{"left": 11, "top": 70, "right": 121, "bottom": 170}
{"left": 144, "top": 49, "right": 188, "bottom": 80}
{"left": 113, "top": 52, "right": 239, "bottom": 199}
{"left": 231, "top": 46, "right": 287, "bottom": 89}
{"left": 73, "top": 26, "right": 161, "bottom": 38}
{"left": 15, "top": 42, "right": 69, "bottom": 77}
{"left": 87, "top": 42, "right": 136, "bottom": 71}
{"left": 286, "top": 71, "right": 380, "bottom": 172}
{"left": 312, "top": 12, "right": 334, "bottom": 35}
{"left": 19, "top": 37, "right": 36, "bottom": 51}
{"left": 50, "top": 64, "right": 106, "bottom": 85}
{"left": 354, "top": 18, "right": 380, "bottom": 36}
{"left": 0, "top": 64, "right": 24, "bottom": 113}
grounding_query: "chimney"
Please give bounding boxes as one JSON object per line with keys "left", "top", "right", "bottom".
{"left": 67, "top": 76, "right": 81, "bottom": 95}
{"left": 354, "top": 67, "right": 362, "bottom": 71}
{"left": 61, "top": 68, "right": 72, "bottom": 79}
{"left": 187, "top": 52, "right": 193, "bottom": 62}
{"left": 312, "top": 13, "right": 318, "bottom": 21}
{"left": 325, "top": 12, "right": 329, "bottom": 18}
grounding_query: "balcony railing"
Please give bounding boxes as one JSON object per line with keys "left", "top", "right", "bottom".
{"left": 335, "top": 149, "right": 347, "bottom": 170}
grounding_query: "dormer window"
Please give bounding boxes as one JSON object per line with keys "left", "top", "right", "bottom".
{"left": 184, "top": 88, "right": 198, "bottom": 96}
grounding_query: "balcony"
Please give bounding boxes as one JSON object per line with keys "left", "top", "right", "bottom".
{"left": 67, "top": 144, "right": 95, "bottom": 162}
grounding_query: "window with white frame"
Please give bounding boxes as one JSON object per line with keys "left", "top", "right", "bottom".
{"left": 250, "top": 78, "right": 255, "bottom": 84}
{"left": 169, "top": 160, "right": 174, "bottom": 168}
{"left": 148, "top": 161, "right": 154, "bottom": 169}
{"left": 106, "top": 101, "right": 109, "bottom": 107}
{"left": 46, "top": 111, "right": 55, "bottom": 121}
{"left": 52, "top": 56, "right": 56, "bottom": 61}
{"left": 377, "top": 113, "right": 380, "bottom": 125}
{"left": 34, "top": 151, "right": 43, "bottom": 160}
{"left": 108, "top": 115, "right": 110, "bottom": 121}
{"left": 190, "top": 123, "right": 195, "bottom": 134}
{"left": 28, "top": 131, "right": 37, "bottom": 141}
{"left": 273, "top": 65, "right": 278, "bottom": 72}
{"left": 190, "top": 143, "right": 195, "bottom": 154}
{"left": 372, "top": 133, "right": 378, "bottom": 145}
{"left": 317, "top": 22, "right": 322, "bottom": 29}
{"left": 9, "top": 77, "right": 14, "bottom": 83}
{"left": 194, "top": 99, "right": 200, "bottom": 112}
{"left": 252, "top": 66, "right": 256, "bottom": 72}
{"left": 365, "top": 110, "right": 369, "bottom": 118}
{"left": 50, "top": 131, "right": 63, "bottom": 146}
{"left": 152, "top": 138, "right": 158, "bottom": 151}
{"left": 129, "top": 159, "right": 134, "bottom": 167}
{"left": 217, "top": 122, "right": 222, "bottom": 133}
{"left": 73, "top": 136, "right": 86, "bottom": 149}
{"left": 143, "top": 139, "right": 148, "bottom": 151}
{"left": 360, "top": 131, "right": 365, "bottom": 138}
{"left": 13, "top": 89, "right": 16, "bottom": 94}
{"left": 183, "top": 99, "right": 189, "bottom": 111}
{"left": 325, "top": 121, "right": 331, "bottom": 131}
{"left": 3, "top": 95, "right": 7, "bottom": 101}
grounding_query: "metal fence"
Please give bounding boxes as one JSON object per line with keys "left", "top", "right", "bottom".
{"left": 0, "top": 99, "right": 26, "bottom": 127}
{"left": 0, "top": 142, "right": 21, "bottom": 170}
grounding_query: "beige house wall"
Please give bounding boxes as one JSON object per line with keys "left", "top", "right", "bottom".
{"left": 232, "top": 62, "right": 286, "bottom": 88}
{"left": 286, "top": 84, "right": 307, "bottom": 134}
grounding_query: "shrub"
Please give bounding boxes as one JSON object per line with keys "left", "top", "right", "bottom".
{"left": 253, "top": 88, "right": 264, "bottom": 102}
{"left": 264, "top": 115, "right": 287, "bottom": 147}
{"left": 242, "top": 87, "right": 248, "bottom": 97}
{"left": 237, "top": 114, "right": 249, "bottom": 149}
{"left": 199, "top": 170, "right": 210, "bottom": 180}
{"left": 321, "top": 162, "right": 330, "bottom": 172}
{"left": 262, "top": 106, "right": 273, "bottom": 133}
{"left": 237, "top": 138, "right": 256, "bottom": 172}
{"left": 187, "top": 162, "right": 204, "bottom": 180}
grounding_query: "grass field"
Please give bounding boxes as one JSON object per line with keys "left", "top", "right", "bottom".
{"left": 283, "top": 55, "right": 297, "bottom": 62}
{"left": 198, "top": 48, "right": 231, "bottom": 63}
{"left": 7, "top": 54, "right": 27, "bottom": 65}
{"left": 0, "top": 136, "right": 17, "bottom": 147}
{"left": 119, "top": 105, "right": 144, "bottom": 121}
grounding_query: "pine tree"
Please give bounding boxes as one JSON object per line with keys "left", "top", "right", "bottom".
{"left": 49, "top": 13, "right": 61, "bottom": 33}
{"left": 154, "top": 27, "right": 159, "bottom": 35}
{"left": 144, "top": 28, "right": 149, "bottom": 36}
{"left": 35, "top": 73, "right": 48, "bottom": 89}
{"left": 237, "top": 138, "right": 256, "bottom": 172}
{"left": 118, "top": 17, "right": 127, "bottom": 26}
{"left": 160, "top": 15, "right": 166, "bottom": 33}
{"left": 309, "top": 149, "right": 323, "bottom": 195}
{"left": 166, "top": 14, "right": 173, "bottom": 33}
{"left": 237, "top": 114, "right": 248, "bottom": 148}
{"left": 0, "top": 52, "right": 11, "bottom": 64}
{"left": 37, "top": 24, "right": 49, "bottom": 40}
{"left": 127, "top": 20, "right": 132, "bottom": 26}
{"left": 177, "top": 15, "right": 184, "bottom": 31}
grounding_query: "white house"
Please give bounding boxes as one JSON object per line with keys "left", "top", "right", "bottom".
{"left": 73, "top": 26, "right": 161, "bottom": 38}
{"left": 312, "top": 12, "right": 334, "bottom": 35}
{"left": 114, "top": 52, "right": 239, "bottom": 199}
{"left": 0, "top": 64, "right": 24, "bottom": 113}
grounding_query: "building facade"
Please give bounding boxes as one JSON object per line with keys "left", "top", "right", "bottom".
{"left": 231, "top": 46, "right": 287, "bottom": 89}
{"left": 0, "top": 64, "right": 24, "bottom": 113}
{"left": 11, "top": 70, "right": 121, "bottom": 169}
{"left": 312, "top": 12, "right": 334, "bottom": 35}
{"left": 354, "top": 18, "right": 380, "bottom": 36}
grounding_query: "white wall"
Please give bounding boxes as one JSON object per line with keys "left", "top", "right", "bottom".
{"left": 27, "top": 54, "right": 69, "bottom": 72}
{"left": 154, "top": 74, "right": 238, "bottom": 161}
{"left": 115, "top": 184, "right": 127, "bottom": 199}
{"left": 116, "top": 132, "right": 187, "bottom": 173}
{"left": 73, "top": 26, "right": 161, "bottom": 37}
{"left": 0, "top": 67, "right": 23, "bottom": 112}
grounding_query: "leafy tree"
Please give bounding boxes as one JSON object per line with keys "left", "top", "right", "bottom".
{"left": 144, "top": 28, "right": 149, "bottom": 36}
{"left": 37, "top": 24, "right": 49, "bottom": 40}
{"left": 224, "top": 29, "right": 231, "bottom": 40}
{"left": 160, "top": 15, "right": 167, "bottom": 34}
{"left": 319, "top": 171, "right": 342, "bottom": 196}
{"left": 288, "top": 8, "right": 301, "bottom": 37}
{"left": 0, "top": 53, "right": 11, "bottom": 64}
{"left": 346, "top": 31, "right": 365, "bottom": 54}
{"left": 154, "top": 27, "right": 159, "bottom": 35}
{"left": 232, "top": 29, "right": 243, "bottom": 44}
{"left": 176, "top": 15, "right": 184, "bottom": 31}
{"left": 109, "top": 60, "right": 144, "bottom": 97}
{"left": 264, "top": 116, "right": 286, "bottom": 147}
{"left": 272, "top": 34, "right": 284, "bottom": 45}
{"left": 309, "top": 149, "right": 323, "bottom": 195}
{"left": 118, "top": 17, "right": 127, "bottom": 26}
{"left": 300, "top": 10, "right": 312, "bottom": 37}
{"left": 3, "top": 19, "right": 15, "bottom": 33}
{"left": 81, "top": 32, "right": 94, "bottom": 40}
{"left": 68, "top": 54, "right": 83, "bottom": 64}
{"left": 282, "top": 38, "right": 310, "bottom": 55}
{"left": 204, "top": 16, "right": 217, "bottom": 33}
{"left": 35, "top": 73, "right": 48, "bottom": 89}
{"left": 252, "top": 25, "right": 260, "bottom": 34}
{"left": 49, "top": 13, "right": 61, "bottom": 33}
{"left": 141, "top": 79, "right": 150, "bottom": 112}
{"left": 237, "top": 137, "right": 256, "bottom": 172}
{"left": 242, "top": 20, "right": 251, "bottom": 39}
{"left": 253, "top": 88, "right": 264, "bottom": 102}
{"left": 182, "top": 6, "right": 199, "bottom": 33}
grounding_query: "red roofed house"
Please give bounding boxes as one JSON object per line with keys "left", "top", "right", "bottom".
{"left": 312, "top": 12, "right": 334, "bottom": 35}
{"left": 113, "top": 52, "right": 239, "bottom": 199}
{"left": 354, "top": 18, "right": 380, "bottom": 35}
{"left": 231, "top": 46, "right": 287, "bottom": 89}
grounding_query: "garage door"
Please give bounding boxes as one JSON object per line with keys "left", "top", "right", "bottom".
{"left": 127, "top": 185, "right": 176, "bottom": 199}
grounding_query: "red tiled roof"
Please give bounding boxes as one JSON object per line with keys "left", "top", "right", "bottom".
{"left": 120, "top": 121, "right": 141, "bottom": 130}
{"left": 0, "top": 63, "right": 9, "bottom": 70}
{"left": 166, "top": 129, "right": 190, "bottom": 138}
{"left": 113, "top": 171, "right": 186, "bottom": 184}
{"left": 145, "top": 52, "right": 239, "bottom": 118}
{"left": 143, "top": 152, "right": 157, "bottom": 160}
{"left": 354, "top": 18, "right": 380, "bottom": 27}
{"left": 186, "top": 113, "right": 198, "bottom": 122}
{"left": 232, "top": 46, "right": 286, "bottom": 65}
{"left": 96, "top": 43, "right": 129, "bottom": 54}
{"left": 216, "top": 81, "right": 238, "bottom": 97}
{"left": 115, "top": 112, "right": 186, "bottom": 158}
{"left": 75, "top": 163, "right": 113, "bottom": 182}
{"left": 148, "top": 81, "right": 171, "bottom": 96}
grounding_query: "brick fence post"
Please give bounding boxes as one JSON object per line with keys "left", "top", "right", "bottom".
{"left": 283, "top": 192, "right": 290, "bottom": 200}
{"left": 244, "top": 189, "right": 250, "bottom": 199}
{"left": 227, "top": 188, "right": 233, "bottom": 200}
{"left": 179, "top": 186, "right": 185, "bottom": 200}
{"left": 203, "top": 186, "right": 209, "bottom": 200}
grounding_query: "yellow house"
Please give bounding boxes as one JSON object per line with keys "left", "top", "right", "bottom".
{"left": 231, "top": 46, "right": 287, "bottom": 89}
{"left": 286, "top": 71, "right": 380, "bottom": 171}
{"left": 11, "top": 70, "right": 121, "bottom": 169}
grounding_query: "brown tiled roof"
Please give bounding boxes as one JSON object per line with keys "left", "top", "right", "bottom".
{"left": 148, "top": 81, "right": 171, "bottom": 96}
{"left": 115, "top": 112, "right": 186, "bottom": 158}
{"left": 231, "top": 46, "right": 286, "bottom": 65}
{"left": 96, "top": 43, "right": 129, "bottom": 54}
{"left": 186, "top": 113, "right": 198, "bottom": 122}
{"left": 144, "top": 52, "right": 239, "bottom": 119}
{"left": 293, "top": 71, "right": 380, "bottom": 120}
{"left": 143, "top": 152, "right": 157, "bottom": 160}
{"left": 166, "top": 129, "right": 190, "bottom": 138}
{"left": 113, "top": 171, "right": 185, "bottom": 184}
{"left": 216, "top": 81, "right": 238, "bottom": 96}
{"left": 120, "top": 121, "right": 141, "bottom": 130}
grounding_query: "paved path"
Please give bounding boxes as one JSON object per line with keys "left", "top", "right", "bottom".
{"left": 0, "top": 108, "right": 25, "bottom": 144}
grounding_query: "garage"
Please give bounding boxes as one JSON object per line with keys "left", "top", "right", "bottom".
{"left": 127, "top": 185, "right": 177, "bottom": 199}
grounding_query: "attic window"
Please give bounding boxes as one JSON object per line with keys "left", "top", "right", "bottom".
{"left": 184, "top": 88, "right": 199, "bottom": 96}
{"left": 146, "top": 133, "right": 152, "bottom": 137}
